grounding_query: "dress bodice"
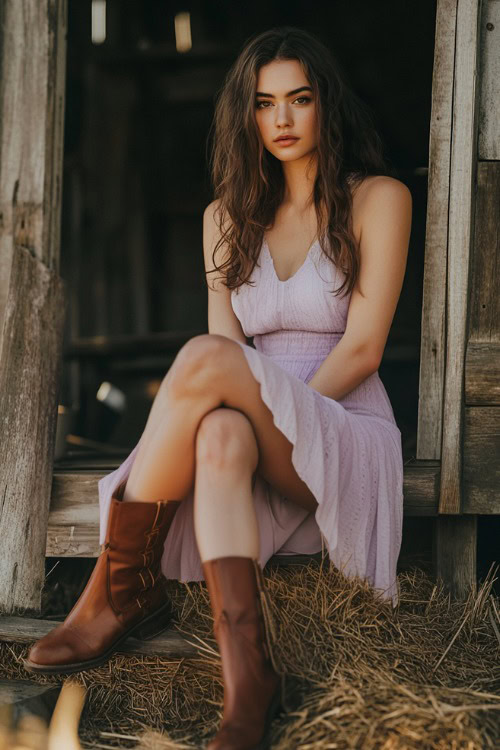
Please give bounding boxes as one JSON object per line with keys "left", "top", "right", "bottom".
{"left": 230, "top": 237, "right": 399, "bottom": 427}
{"left": 231, "top": 238, "right": 351, "bottom": 338}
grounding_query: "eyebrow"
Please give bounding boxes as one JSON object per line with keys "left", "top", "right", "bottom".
{"left": 255, "top": 86, "right": 313, "bottom": 98}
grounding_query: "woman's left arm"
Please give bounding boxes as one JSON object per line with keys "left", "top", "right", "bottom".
{"left": 307, "top": 177, "right": 412, "bottom": 401}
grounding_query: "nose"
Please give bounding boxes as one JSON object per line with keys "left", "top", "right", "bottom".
{"left": 275, "top": 101, "right": 292, "bottom": 127}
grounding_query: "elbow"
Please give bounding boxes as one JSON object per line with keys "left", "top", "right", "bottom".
{"left": 368, "top": 351, "right": 383, "bottom": 374}
{"left": 362, "top": 347, "right": 383, "bottom": 375}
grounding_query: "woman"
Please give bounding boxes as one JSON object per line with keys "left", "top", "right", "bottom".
{"left": 25, "top": 26, "right": 412, "bottom": 750}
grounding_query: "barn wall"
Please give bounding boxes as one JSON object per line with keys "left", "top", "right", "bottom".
{"left": 463, "top": 2, "right": 500, "bottom": 514}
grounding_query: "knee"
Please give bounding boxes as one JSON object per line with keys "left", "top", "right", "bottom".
{"left": 195, "top": 408, "right": 258, "bottom": 473}
{"left": 161, "top": 334, "right": 229, "bottom": 400}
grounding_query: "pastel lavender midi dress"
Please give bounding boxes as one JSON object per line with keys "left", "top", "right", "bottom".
{"left": 98, "top": 238, "right": 404, "bottom": 607}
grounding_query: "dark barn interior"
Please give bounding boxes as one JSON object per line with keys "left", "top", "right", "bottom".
{"left": 55, "top": 0, "right": 497, "bottom": 583}
{"left": 59, "top": 0, "right": 435, "bottom": 455}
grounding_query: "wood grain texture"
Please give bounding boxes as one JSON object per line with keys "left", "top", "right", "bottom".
{"left": 465, "top": 342, "right": 500, "bottom": 404}
{"left": 417, "top": 0, "right": 458, "bottom": 461}
{"left": 468, "top": 162, "right": 500, "bottom": 345}
{"left": 463, "top": 406, "right": 500, "bottom": 512}
{"left": 0, "top": 0, "right": 67, "bottom": 614}
{"left": 440, "top": 0, "right": 482, "bottom": 513}
{"left": 0, "top": 248, "right": 66, "bottom": 612}
{"left": 0, "top": 616, "right": 198, "bottom": 657}
{"left": 433, "top": 515, "right": 477, "bottom": 599}
{"left": 478, "top": 0, "right": 500, "bottom": 159}
{"left": 45, "top": 461, "right": 441, "bottom": 557}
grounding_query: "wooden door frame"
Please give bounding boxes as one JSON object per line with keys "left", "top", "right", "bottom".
{"left": 417, "top": 0, "right": 482, "bottom": 502}
{"left": 417, "top": 0, "right": 484, "bottom": 597}
{"left": 0, "top": 0, "right": 67, "bottom": 614}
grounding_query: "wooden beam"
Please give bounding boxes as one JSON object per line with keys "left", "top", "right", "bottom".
{"left": 478, "top": 0, "right": 500, "bottom": 159}
{"left": 0, "top": 617, "right": 198, "bottom": 657}
{"left": 439, "top": 0, "right": 483, "bottom": 513}
{"left": 402, "top": 460, "right": 441, "bottom": 516}
{"left": 417, "top": 0, "right": 458, "bottom": 461}
{"left": 45, "top": 461, "right": 441, "bottom": 557}
{"left": 0, "top": 0, "right": 67, "bottom": 615}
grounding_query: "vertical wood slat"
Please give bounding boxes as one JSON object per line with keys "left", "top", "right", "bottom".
{"left": 45, "top": 0, "right": 67, "bottom": 274}
{"left": 0, "top": 249, "right": 65, "bottom": 614}
{"left": 0, "top": 0, "right": 67, "bottom": 614}
{"left": 417, "top": 0, "right": 458, "bottom": 461}
{"left": 439, "top": 0, "right": 483, "bottom": 514}
{"left": 468, "top": 162, "right": 500, "bottom": 345}
{"left": 478, "top": 0, "right": 500, "bottom": 160}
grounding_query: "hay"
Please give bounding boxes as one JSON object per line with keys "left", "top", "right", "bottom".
{"left": 0, "top": 555, "right": 499, "bottom": 749}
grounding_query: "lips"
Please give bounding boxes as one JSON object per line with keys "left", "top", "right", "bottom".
{"left": 274, "top": 135, "right": 299, "bottom": 142}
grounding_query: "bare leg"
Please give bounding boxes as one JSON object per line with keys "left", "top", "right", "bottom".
{"left": 122, "top": 334, "right": 318, "bottom": 515}
{"left": 193, "top": 408, "right": 260, "bottom": 561}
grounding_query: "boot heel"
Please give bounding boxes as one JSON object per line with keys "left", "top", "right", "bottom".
{"left": 134, "top": 601, "right": 173, "bottom": 640}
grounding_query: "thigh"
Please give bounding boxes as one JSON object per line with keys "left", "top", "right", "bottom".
{"left": 180, "top": 335, "right": 319, "bottom": 513}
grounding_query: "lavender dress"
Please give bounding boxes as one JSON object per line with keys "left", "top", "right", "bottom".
{"left": 98, "top": 238, "right": 404, "bottom": 607}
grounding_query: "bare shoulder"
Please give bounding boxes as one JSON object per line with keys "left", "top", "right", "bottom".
{"left": 353, "top": 174, "right": 412, "bottom": 210}
{"left": 203, "top": 199, "right": 234, "bottom": 292}
{"left": 351, "top": 175, "right": 411, "bottom": 241}
{"left": 203, "top": 198, "right": 221, "bottom": 226}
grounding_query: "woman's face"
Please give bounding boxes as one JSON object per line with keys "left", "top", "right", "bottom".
{"left": 254, "top": 58, "right": 317, "bottom": 163}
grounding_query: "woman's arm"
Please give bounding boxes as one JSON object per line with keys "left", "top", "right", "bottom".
{"left": 203, "top": 200, "right": 248, "bottom": 344}
{"left": 307, "top": 176, "right": 412, "bottom": 401}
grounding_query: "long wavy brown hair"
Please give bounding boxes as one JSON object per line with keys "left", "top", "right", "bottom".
{"left": 207, "top": 26, "right": 395, "bottom": 298}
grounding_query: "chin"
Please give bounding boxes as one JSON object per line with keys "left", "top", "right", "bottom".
{"left": 270, "top": 146, "right": 315, "bottom": 162}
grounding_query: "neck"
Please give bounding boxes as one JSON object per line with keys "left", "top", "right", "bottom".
{"left": 281, "top": 151, "right": 318, "bottom": 212}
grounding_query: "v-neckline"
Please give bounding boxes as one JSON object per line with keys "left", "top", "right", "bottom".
{"left": 263, "top": 237, "right": 318, "bottom": 284}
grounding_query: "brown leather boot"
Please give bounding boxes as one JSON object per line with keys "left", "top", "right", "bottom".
{"left": 23, "top": 479, "right": 182, "bottom": 675}
{"left": 202, "top": 556, "right": 287, "bottom": 750}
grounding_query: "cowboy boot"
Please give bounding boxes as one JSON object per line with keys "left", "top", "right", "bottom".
{"left": 23, "top": 479, "right": 182, "bottom": 675}
{"left": 202, "top": 556, "right": 287, "bottom": 750}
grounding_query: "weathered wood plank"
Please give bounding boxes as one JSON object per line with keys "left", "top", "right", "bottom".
{"left": 45, "top": 461, "right": 441, "bottom": 557}
{"left": 439, "top": 0, "right": 482, "bottom": 513}
{"left": 0, "top": 249, "right": 66, "bottom": 612}
{"left": 417, "top": 0, "right": 458, "bottom": 461}
{"left": 478, "top": 0, "right": 500, "bottom": 159}
{"left": 433, "top": 515, "right": 477, "bottom": 600}
{"left": 0, "top": 617, "right": 198, "bottom": 657}
{"left": 463, "top": 406, "right": 500, "bottom": 513}
{"left": 402, "top": 460, "right": 441, "bottom": 516}
{"left": 468, "top": 162, "right": 500, "bottom": 345}
{"left": 0, "top": 0, "right": 68, "bottom": 615}
{"left": 465, "top": 342, "right": 500, "bottom": 404}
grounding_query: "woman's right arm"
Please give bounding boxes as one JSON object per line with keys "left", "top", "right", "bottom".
{"left": 203, "top": 200, "right": 248, "bottom": 344}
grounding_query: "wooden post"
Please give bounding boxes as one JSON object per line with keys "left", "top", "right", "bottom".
{"left": 439, "top": 0, "right": 482, "bottom": 515}
{"left": 433, "top": 516, "right": 477, "bottom": 600}
{"left": 0, "top": 0, "right": 67, "bottom": 614}
{"left": 420, "top": 0, "right": 484, "bottom": 598}
{"left": 416, "top": 0, "right": 458, "bottom": 462}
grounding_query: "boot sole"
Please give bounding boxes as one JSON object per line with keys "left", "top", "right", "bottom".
{"left": 22, "top": 599, "right": 174, "bottom": 675}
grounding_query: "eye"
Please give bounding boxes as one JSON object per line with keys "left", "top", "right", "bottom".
{"left": 293, "top": 96, "right": 311, "bottom": 105}
{"left": 256, "top": 100, "right": 271, "bottom": 109}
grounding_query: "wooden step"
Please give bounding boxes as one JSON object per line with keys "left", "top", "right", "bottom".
{"left": 0, "top": 616, "right": 198, "bottom": 656}
{"left": 47, "top": 459, "right": 440, "bottom": 557}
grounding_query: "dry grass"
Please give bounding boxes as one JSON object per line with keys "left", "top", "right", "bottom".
{"left": 0, "top": 554, "right": 499, "bottom": 749}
